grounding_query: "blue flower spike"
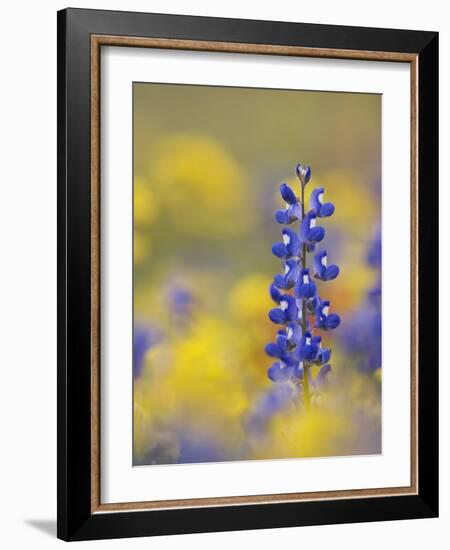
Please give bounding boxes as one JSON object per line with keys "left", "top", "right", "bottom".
{"left": 310, "top": 187, "right": 335, "bottom": 218}
{"left": 313, "top": 250, "right": 340, "bottom": 281}
{"left": 266, "top": 163, "right": 340, "bottom": 410}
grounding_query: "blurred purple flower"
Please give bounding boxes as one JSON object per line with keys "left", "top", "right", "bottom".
{"left": 178, "top": 435, "right": 224, "bottom": 464}
{"left": 367, "top": 228, "right": 381, "bottom": 269}
{"left": 168, "top": 284, "right": 195, "bottom": 317}
{"left": 133, "top": 324, "right": 161, "bottom": 378}
{"left": 246, "top": 383, "right": 297, "bottom": 433}
{"left": 340, "top": 228, "right": 381, "bottom": 374}
{"left": 341, "top": 307, "right": 381, "bottom": 373}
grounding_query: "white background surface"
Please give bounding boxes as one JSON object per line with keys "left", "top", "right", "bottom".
{"left": 0, "top": 1, "right": 447, "bottom": 548}
{"left": 102, "top": 47, "right": 411, "bottom": 504}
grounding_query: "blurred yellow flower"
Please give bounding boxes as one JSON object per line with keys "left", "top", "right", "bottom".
{"left": 168, "top": 316, "right": 249, "bottom": 424}
{"left": 228, "top": 273, "right": 271, "bottom": 323}
{"left": 258, "top": 407, "right": 350, "bottom": 459}
{"left": 374, "top": 367, "right": 382, "bottom": 384}
{"left": 276, "top": 171, "right": 378, "bottom": 239}
{"left": 326, "top": 262, "right": 375, "bottom": 313}
{"left": 134, "top": 176, "right": 159, "bottom": 226}
{"left": 228, "top": 274, "right": 274, "bottom": 386}
{"left": 306, "top": 170, "right": 378, "bottom": 237}
{"left": 134, "top": 314, "right": 251, "bottom": 460}
{"left": 148, "top": 133, "right": 254, "bottom": 237}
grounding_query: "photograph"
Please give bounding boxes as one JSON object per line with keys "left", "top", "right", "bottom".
{"left": 132, "top": 82, "right": 383, "bottom": 465}
{"left": 0, "top": 0, "right": 444, "bottom": 547}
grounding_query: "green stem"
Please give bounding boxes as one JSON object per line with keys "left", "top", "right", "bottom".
{"left": 300, "top": 181, "right": 311, "bottom": 411}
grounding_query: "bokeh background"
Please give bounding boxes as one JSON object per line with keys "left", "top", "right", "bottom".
{"left": 133, "top": 82, "right": 382, "bottom": 465}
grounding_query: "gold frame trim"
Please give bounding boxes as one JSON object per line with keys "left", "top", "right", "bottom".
{"left": 90, "top": 35, "right": 419, "bottom": 514}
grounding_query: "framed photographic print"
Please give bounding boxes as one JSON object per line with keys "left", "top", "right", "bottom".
{"left": 57, "top": 8, "right": 438, "bottom": 541}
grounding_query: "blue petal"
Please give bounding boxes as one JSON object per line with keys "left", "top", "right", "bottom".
{"left": 310, "top": 188, "right": 334, "bottom": 218}
{"left": 299, "top": 212, "right": 312, "bottom": 242}
{"left": 325, "top": 314, "right": 340, "bottom": 330}
{"left": 310, "top": 187, "right": 324, "bottom": 213}
{"left": 272, "top": 242, "right": 289, "bottom": 258}
{"left": 324, "top": 264, "right": 339, "bottom": 280}
{"left": 299, "top": 212, "right": 324, "bottom": 245}
{"left": 309, "top": 226, "right": 325, "bottom": 243}
{"left": 286, "top": 322, "right": 302, "bottom": 347}
{"left": 297, "top": 344, "right": 318, "bottom": 362}
{"left": 296, "top": 331, "right": 319, "bottom": 361}
{"left": 269, "top": 308, "right": 287, "bottom": 324}
{"left": 294, "top": 269, "right": 317, "bottom": 299}
{"left": 283, "top": 353, "right": 298, "bottom": 367}
{"left": 276, "top": 333, "right": 289, "bottom": 353}
{"left": 275, "top": 209, "right": 290, "bottom": 224}
{"left": 269, "top": 283, "right": 283, "bottom": 303}
{"left": 283, "top": 259, "right": 301, "bottom": 289}
{"left": 321, "top": 348, "right": 331, "bottom": 363}
{"left": 280, "top": 183, "right": 297, "bottom": 205}
{"left": 313, "top": 250, "right": 327, "bottom": 279}
{"left": 282, "top": 228, "right": 301, "bottom": 256}
{"left": 317, "top": 310, "right": 340, "bottom": 331}
{"left": 289, "top": 203, "right": 302, "bottom": 220}
{"left": 286, "top": 304, "right": 299, "bottom": 322}
{"left": 319, "top": 203, "right": 335, "bottom": 217}
{"left": 295, "top": 280, "right": 317, "bottom": 299}
{"left": 316, "top": 299, "right": 330, "bottom": 318}
{"left": 274, "top": 274, "right": 288, "bottom": 289}
{"left": 268, "top": 362, "right": 291, "bottom": 382}
{"left": 304, "top": 166, "right": 312, "bottom": 183}
{"left": 314, "top": 346, "right": 331, "bottom": 365}
{"left": 265, "top": 342, "right": 283, "bottom": 357}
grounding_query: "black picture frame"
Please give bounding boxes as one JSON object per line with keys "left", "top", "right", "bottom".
{"left": 57, "top": 7, "right": 438, "bottom": 541}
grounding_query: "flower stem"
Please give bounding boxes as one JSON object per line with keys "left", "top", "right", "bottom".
{"left": 300, "top": 181, "right": 311, "bottom": 411}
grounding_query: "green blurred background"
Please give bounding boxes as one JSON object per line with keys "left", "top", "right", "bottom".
{"left": 133, "top": 82, "right": 382, "bottom": 465}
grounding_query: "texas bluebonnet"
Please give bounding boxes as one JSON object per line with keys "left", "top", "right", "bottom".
{"left": 340, "top": 228, "right": 381, "bottom": 374}
{"left": 266, "top": 164, "right": 341, "bottom": 409}
{"left": 133, "top": 324, "right": 162, "bottom": 378}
